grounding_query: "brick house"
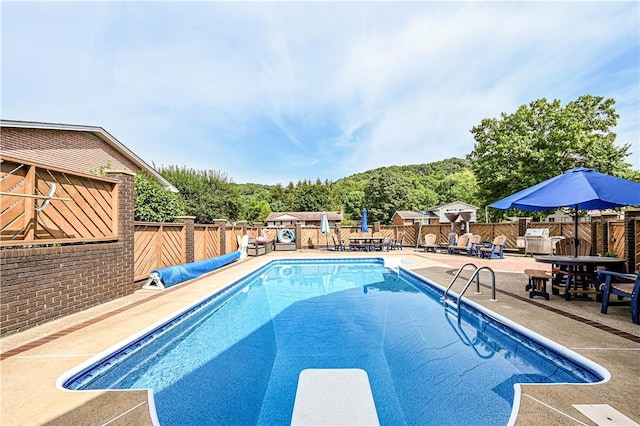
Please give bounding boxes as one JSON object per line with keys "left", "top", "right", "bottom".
{"left": 266, "top": 209, "right": 344, "bottom": 227}
{"left": 0, "top": 120, "right": 172, "bottom": 336}
{"left": 0, "top": 119, "right": 176, "bottom": 190}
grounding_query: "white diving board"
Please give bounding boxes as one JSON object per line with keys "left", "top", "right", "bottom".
{"left": 291, "top": 369, "right": 380, "bottom": 426}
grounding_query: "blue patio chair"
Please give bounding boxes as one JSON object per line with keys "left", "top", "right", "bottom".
{"left": 448, "top": 234, "right": 472, "bottom": 255}
{"left": 598, "top": 270, "right": 640, "bottom": 324}
{"left": 393, "top": 233, "right": 404, "bottom": 250}
{"left": 464, "top": 235, "right": 482, "bottom": 257}
{"left": 479, "top": 235, "right": 507, "bottom": 259}
{"left": 331, "top": 235, "right": 345, "bottom": 251}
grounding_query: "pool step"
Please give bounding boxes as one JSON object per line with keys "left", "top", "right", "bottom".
{"left": 291, "top": 368, "right": 380, "bottom": 425}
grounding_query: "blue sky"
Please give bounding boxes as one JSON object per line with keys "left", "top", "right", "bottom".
{"left": 2, "top": 1, "right": 638, "bottom": 185}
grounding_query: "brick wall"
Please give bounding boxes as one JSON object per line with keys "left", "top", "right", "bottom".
{"left": 1, "top": 127, "right": 140, "bottom": 175}
{"left": 0, "top": 171, "right": 136, "bottom": 337}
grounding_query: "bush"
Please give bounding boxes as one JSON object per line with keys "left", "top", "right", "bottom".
{"left": 134, "top": 172, "right": 186, "bottom": 222}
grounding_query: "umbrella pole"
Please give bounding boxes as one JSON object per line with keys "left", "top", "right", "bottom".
{"left": 574, "top": 204, "right": 579, "bottom": 257}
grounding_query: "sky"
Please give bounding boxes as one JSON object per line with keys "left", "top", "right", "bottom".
{"left": 2, "top": 1, "right": 639, "bottom": 185}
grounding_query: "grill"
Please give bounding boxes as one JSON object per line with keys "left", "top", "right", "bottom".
{"left": 517, "top": 228, "right": 560, "bottom": 255}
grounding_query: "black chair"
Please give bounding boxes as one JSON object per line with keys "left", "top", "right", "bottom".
{"left": 332, "top": 235, "right": 345, "bottom": 251}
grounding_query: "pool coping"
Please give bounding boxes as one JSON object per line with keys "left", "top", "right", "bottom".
{"left": 1, "top": 251, "right": 639, "bottom": 425}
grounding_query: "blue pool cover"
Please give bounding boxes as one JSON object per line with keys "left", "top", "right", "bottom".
{"left": 150, "top": 251, "right": 240, "bottom": 287}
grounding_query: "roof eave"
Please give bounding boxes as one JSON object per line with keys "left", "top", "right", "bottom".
{"left": 0, "top": 119, "right": 178, "bottom": 193}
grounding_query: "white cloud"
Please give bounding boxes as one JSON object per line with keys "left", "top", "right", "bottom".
{"left": 2, "top": 1, "right": 638, "bottom": 183}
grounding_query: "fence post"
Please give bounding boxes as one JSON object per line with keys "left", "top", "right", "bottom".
{"left": 237, "top": 221, "right": 247, "bottom": 237}
{"left": 590, "top": 215, "right": 601, "bottom": 256}
{"left": 601, "top": 212, "right": 619, "bottom": 256}
{"left": 624, "top": 209, "right": 640, "bottom": 273}
{"left": 105, "top": 170, "right": 135, "bottom": 285}
{"left": 214, "top": 220, "right": 227, "bottom": 255}
{"left": 295, "top": 223, "right": 302, "bottom": 249}
{"left": 177, "top": 216, "right": 195, "bottom": 263}
{"left": 517, "top": 218, "right": 529, "bottom": 254}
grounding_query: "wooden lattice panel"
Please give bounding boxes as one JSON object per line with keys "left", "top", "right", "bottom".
{"left": 194, "top": 225, "right": 220, "bottom": 261}
{"left": 0, "top": 162, "right": 29, "bottom": 239}
{"left": 608, "top": 221, "right": 625, "bottom": 258}
{"left": 398, "top": 225, "right": 414, "bottom": 247}
{"left": 467, "top": 224, "right": 494, "bottom": 245}
{"left": 1, "top": 158, "right": 117, "bottom": 246}
{"left": 134, "top": 224, "right": 161, "bottom": 280}
{"left": 160, "top": 225, "right": 185, "bottom": 268}
{"left": 225, "top": 227, "right": 243, "bottom": 253}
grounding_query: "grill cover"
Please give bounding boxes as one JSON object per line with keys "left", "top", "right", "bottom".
{"left": 523, "top": 228, "right": 552, "bottom": 254}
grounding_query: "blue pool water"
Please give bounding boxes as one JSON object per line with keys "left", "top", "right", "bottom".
{"left": 62, "top": 259, "right": 605, "bottom": 425}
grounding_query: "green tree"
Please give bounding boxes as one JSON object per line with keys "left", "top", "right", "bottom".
{"left": 292, "top": 183, "right": 332, "bottom": 211}
{"left": 159, "top": 166, "right": 241, "bottom": 223}
{"left": 469, "top": 95, "right": 633, "bottom": 210}
{"left": 134, "top": 172, "right": 185, "bottom": 222}
{"left": 363, "top": 172, "right": 411, "bottom": 224}
{"left": 433, "top": 170, "right": 481, "bottom": 206}
{"left": 245, "top": 199, "right": 272, "bottom": 223}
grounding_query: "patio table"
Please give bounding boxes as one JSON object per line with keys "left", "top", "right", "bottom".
{"left": 348, "top": 237, "right": 387, "bottom": 251}
{"left": 534, "top": 255, "right": 626, "bottom": 301}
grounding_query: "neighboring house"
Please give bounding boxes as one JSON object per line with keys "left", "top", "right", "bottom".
{"left": 266, "top": 209, "right": 344, "bottom": 227}
{"left": 392, "top": 202, "right": 479, "bottom": 226}
{"left": 431, "top": 202, "right": 479, "bottom": 223}
{"left": 545, "top": 209, "right": 619, "bottom": 223}
{"left": 0, "top": 119, "right": 177, "bottom": 191}
{"left": 392, "top": 210, "right": 439, "bottom": 226}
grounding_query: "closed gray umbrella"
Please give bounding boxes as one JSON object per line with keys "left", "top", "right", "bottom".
{"left": 321, "top": 211, "right": 330, "bottom": 250}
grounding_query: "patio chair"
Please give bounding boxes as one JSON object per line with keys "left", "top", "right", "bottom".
{"left": 423, "top": 234, "right": 438, "bottom": 253}
{"left": 598, "top": 270, "right": 640, "bottom": 324}
{"left": 479, "top": 235, "right": 507, "bottom": 259}
{"left": 392, "top": 232, "right": 404, "bottom": 250}
{"left": 448, "top": 234, "right": 470, "bottom": 254}
{"left": 331, "top": 235, "right": 345, "bottom": 251}
{"left": 552, "top": 238, "right": 593, "bottom": 293}
{"left": 466, "top": 234, "right": 483, "bottom": 256}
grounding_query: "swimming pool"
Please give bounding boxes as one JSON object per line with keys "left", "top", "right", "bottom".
{"left": 60, "top": 258, "right": 607, "bottom": 425}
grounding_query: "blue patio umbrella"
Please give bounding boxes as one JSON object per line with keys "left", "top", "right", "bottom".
{"left": 320, "top": 211, "right": 330, "bottom": 249}
{"left": 361, "top": 208, "right": 369, "bottom": 233}
{"left": 489, "top": 167, "right": 640, "bottom": 256}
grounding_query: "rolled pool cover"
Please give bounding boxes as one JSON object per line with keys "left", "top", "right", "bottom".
{"left": 147, "top": 251, "right": 241, "bottom": 288}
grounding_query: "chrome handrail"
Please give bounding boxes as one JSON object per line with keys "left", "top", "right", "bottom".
{"left": 443, "top": 263, "right": 496, "bottom": 317}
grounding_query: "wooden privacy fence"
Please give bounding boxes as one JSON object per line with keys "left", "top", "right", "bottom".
{"left": 133, "top": 222, "right": 252, "bottom": 280}
{"left": 0, "top": 156, "right": 118, "bottom": 246}
{"left": 132, "top": 212, "right": 640, "bottom": 281}
{"left": 134, "top": 222, "right": 186, "bottom": 281}
{"left": 607, "top": 221, "right": 625, "bottom": 258}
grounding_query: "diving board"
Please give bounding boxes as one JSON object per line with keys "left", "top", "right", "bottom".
{"left": 291, "top": 368, "right": 379, "bottom": 426}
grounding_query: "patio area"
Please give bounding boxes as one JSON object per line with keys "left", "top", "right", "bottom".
{"left": 1, "top": 249, "right": 638, "bottom": 425}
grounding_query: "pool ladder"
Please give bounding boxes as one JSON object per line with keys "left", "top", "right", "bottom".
{"left": 442, "top": 263, "right": 496, "bottom": 317}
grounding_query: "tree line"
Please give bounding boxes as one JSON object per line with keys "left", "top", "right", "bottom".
{"left": 135, "top": 95, "right": 638, "bottom": 225}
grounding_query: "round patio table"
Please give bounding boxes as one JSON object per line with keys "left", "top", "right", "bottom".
{"left": 534, "top": 255, "right": 626, "bottom": 301}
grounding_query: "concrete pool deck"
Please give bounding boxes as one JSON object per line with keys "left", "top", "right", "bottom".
{"left": 1, "top": 249, "right": 639, "bottom": 425}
